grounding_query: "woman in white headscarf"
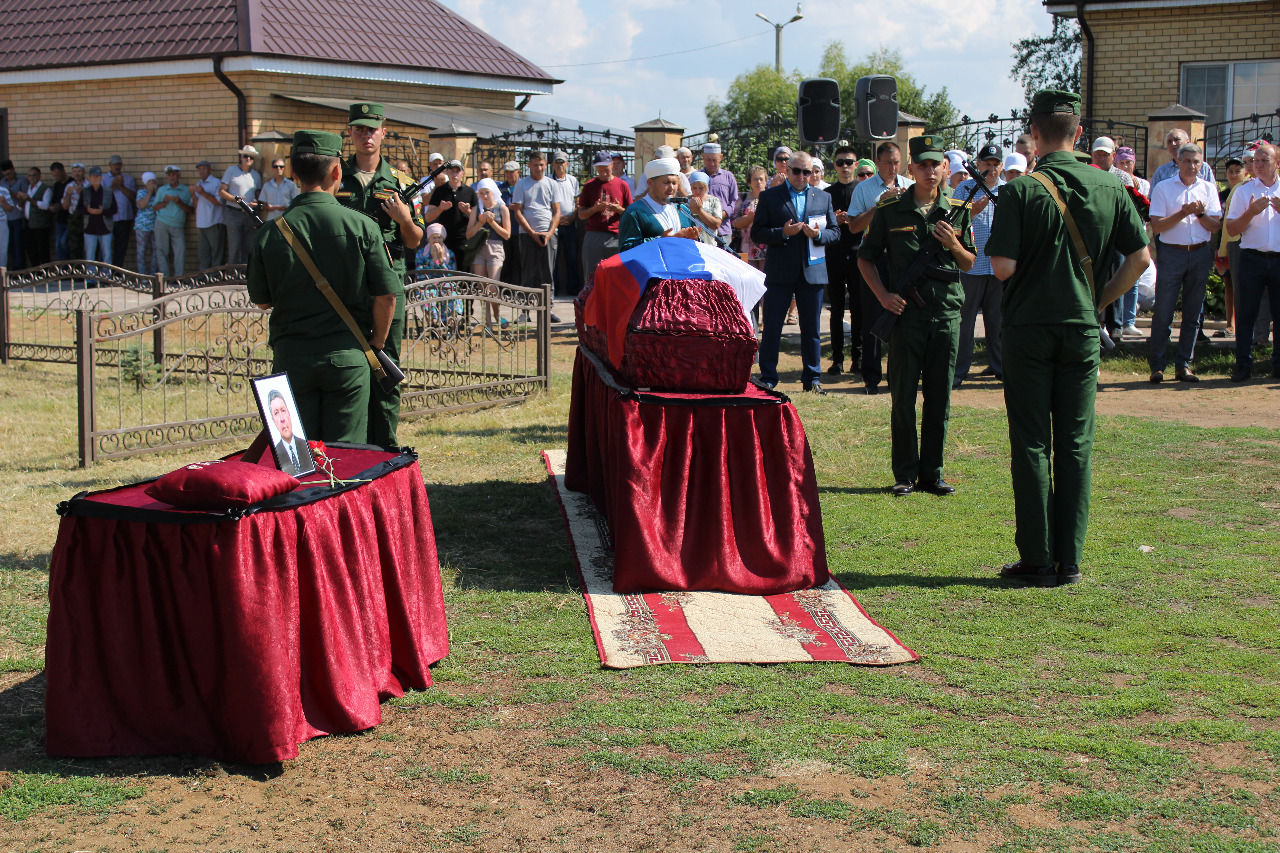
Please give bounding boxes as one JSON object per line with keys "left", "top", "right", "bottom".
{"left": 466, "top": 177, "right": 512, "bottom": 329}
{"left": 617, "top": 158, "right": 698, "bottom": 251}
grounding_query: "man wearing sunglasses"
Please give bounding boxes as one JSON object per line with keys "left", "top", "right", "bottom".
{"left": 258, "top": 158, "right": 299, "bottom": 222}
{"left": 751, "top": 151, "right": 841, "bottom": 393}
{"left": 824, "top": 145, "right": 865, "bottom": 378}
{"left": 219, "top": 145, "right": 263, "bottom": 265}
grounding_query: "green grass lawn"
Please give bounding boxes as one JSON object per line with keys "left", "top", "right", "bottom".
{"left": 1, "top": 346, "right": 1277, "bottom": 851}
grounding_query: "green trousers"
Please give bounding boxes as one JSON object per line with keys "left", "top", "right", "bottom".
{"left": 887, "top": 310, "right": 959, "bottom": 484}
{"left": 276, "top": 347, "right": 370, "bottom": 444}
{"left": 367, "top": 283, "right": 406, "bottom": 447}
{"left": 1002, "top": 324, "right": 1099, "bottom": 567}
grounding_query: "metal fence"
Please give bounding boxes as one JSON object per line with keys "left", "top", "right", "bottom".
{"left": 930, "top": 112, "right": 1148, "bottom": 176}
{"left": 472, "top": 124, "right": 635, "bottom": 185}
{"left": 682, "top": 120, "right": 876, "bottom": 182}
{"left": 41, "top": 267, "right": 549, "bottom": 465}
{"left": 1201, "top": 109, "right": 1280, "bottom": 175}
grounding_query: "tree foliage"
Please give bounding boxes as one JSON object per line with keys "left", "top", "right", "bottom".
{"left": 704, "top": 43, "right": 958, "bottom": 135}
{"left": 1011, "top": 17, "right": 1082, "bottom": 108}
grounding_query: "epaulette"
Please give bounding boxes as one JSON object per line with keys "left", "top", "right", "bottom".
{"left": 949, "top": 197, "right": 971, "bottom": 208}
{"left": 390, "top": 167, "right": 413, "bottom": 186}
{"left": 876, "top": 196, "right": 898, "bottom": 208}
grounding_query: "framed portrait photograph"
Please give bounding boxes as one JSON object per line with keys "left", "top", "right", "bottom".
{"left": 251, "top": 373, "right": 316, "bottom": 477}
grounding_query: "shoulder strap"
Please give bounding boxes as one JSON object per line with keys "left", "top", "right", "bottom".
{"left": 1027, "top": 170, "right": 1096, "bottom": 292}
{"left": 274, "top": 217, "right": 386, "bottom": 382}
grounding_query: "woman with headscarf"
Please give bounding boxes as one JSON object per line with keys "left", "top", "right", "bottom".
{"left": 466, "top": 177, "right": 512, "bottom": 329}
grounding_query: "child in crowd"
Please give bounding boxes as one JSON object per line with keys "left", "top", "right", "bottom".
{"left": 134, "top": 171, "right": 158, "bottom": 275}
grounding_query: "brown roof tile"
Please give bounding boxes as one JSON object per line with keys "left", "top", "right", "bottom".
{"left": 0, "top": 0, "right": 554, "bottom": 84}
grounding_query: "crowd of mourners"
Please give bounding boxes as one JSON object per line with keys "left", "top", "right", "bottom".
{"left": 3, "top": 125, "right": 1274, "bottom": 384}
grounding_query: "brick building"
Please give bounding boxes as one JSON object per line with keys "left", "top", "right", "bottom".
{"left": 0, "top": 0, "right": 558, "bottom": 267}
{"left": 1047, "top": 0, "right": 1279, "bottom": 172}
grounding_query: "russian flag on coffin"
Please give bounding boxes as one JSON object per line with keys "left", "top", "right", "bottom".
{"left": 581, "top": 237, "right": 767, "bottom": 370}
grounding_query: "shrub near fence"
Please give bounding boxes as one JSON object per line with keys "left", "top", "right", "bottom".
{"left": 67, "top": 272, "right": 550, "bottom": 466}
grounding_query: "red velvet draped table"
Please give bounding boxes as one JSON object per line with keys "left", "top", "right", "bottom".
{"left": 46, "top": 445, "right": 449, "bottom": 764}
{"left": 565, "top": 347, "right": 828, "bottom": 595}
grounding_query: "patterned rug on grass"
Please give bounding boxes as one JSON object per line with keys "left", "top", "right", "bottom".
{"left": 543, "top": 450, "right": 919, "bottom": 669}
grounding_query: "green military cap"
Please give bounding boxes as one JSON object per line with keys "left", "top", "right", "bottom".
{"left": 1030, "top": 89, "right": 1081, "bottom": 116}
{"left": 348, "top": 102, "right": 386, "bottom": 128}
{"left": 292, "top": 129, "right": 343, "bottom": 157}
{"left": 909, "top": 134, "right": 945, "bottom": 163}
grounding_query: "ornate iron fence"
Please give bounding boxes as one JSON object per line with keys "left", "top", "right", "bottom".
{"left": 472, "top": 124, "right": 635, "bottom": 186}
{"left": 931, "top": 112, "right": 1029, "bottom": 158}
{"left": 1201, "top": 108, "right": 1280, "bottom": 174}
{"left": 1, "top": 261, "right": 163, "bottom": 364}
{"left": 401, "top": 273, "right": 550, "bottom": 415}
{"left": 930, "top": 112, "right": 1148, "bottom": 176}
{"left": 72, "top": 276, "right": 550, "bottom": 465}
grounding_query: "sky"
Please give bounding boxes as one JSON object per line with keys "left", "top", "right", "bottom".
{"left": 438, "top": 0, "right": 1056, "bottom": 135}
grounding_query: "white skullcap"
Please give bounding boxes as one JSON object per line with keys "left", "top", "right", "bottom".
{"left": 998, "top": 151, "right": 1029, "bottom": 171}
{"left": 702, "top": 143, "right": 722, "bottom": 154}
{"left": 945, "top": 150, "right": 966, "bottom": 173}
{"left": 654, "top": 145, "right": 675, "bottom": 159}
{"left": 644, "top": 157, "right": 681, "bottom": 180}
{"left": 1003, "top": 152, "right": 1028, "bottom": 173}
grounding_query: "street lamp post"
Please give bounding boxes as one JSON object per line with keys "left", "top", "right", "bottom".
{"left": 755, "top": 4, "right": 803, "bottom": 74}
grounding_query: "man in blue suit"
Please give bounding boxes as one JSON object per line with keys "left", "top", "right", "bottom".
{"left": 751, "top": 151, "right": 842, "bottom": 392}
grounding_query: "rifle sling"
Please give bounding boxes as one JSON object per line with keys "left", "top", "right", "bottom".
{"left": 274, "top": 217, "right": 386, "bottom": 380}
{"left": 1026, "top": 170, "right": 1097, "bottom": 296}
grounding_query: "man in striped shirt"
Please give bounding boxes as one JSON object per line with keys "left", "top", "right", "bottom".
{"left": 952, "top": 144, "right": 1005, "bottom": 389}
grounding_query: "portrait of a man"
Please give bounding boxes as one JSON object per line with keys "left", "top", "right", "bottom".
{"left": 253, "top": 375, "right": 315, "bottom": 476}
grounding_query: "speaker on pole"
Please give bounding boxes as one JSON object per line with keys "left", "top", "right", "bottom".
{"left": 854, "top": 75, "right": 898, "bottom": 140}
{"left": 797, "top": 78, "right": 841, "bottom": 145}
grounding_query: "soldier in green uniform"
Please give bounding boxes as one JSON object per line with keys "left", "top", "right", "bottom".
{"left": 985, "top": 90, "right": 1151, "bottom": 587}
{"left": 857, "top": 135, "right": 976, "bottom": 497}
{"left": 247, "top": 130, "right": 402, "bottom": 443}
{"left": 337, "top": 102, "right": 424, "bottom": 446}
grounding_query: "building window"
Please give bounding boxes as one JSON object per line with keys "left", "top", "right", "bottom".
{"left": 1182, "top": 60, "right": 1280, "bottom": 152}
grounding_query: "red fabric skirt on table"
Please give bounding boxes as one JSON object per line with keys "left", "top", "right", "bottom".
{"left": 45, "top": 446, "right": 449, "bottom": 764}
{"left": 565, "top": 347, "right": 828, "bottom": 595}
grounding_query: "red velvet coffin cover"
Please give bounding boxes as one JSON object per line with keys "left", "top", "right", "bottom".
{"left": 577, "top": 277, "right": 757, "bottom": 394}
{"left": 565, "top": 347, "right": 829, "bottom": 595}
{"left": 45, "top": 445, "right": 449, "bottom": 764}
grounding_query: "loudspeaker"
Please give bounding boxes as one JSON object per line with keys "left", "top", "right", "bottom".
{"left": 797, "top": 78, "right": 841, "bottom": 145}
{"left": 854, "top": 75, "right": 898, "bottom": 140}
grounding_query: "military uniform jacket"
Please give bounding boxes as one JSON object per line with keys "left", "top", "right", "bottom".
{"left": 985, "top": 150, "right": 1148, "bottom": 327}
{"left": 857, "top": 186, "right": 974, "bottom": 316}
{"left": 246, "top": 192, "right": 401, "bottom": 353}
{"left": 337, "top": 156, "right": 423, "bottom": 269}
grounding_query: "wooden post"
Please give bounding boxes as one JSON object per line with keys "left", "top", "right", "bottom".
{"left": 76, "top": 309, "right": 96, "bottom": 467}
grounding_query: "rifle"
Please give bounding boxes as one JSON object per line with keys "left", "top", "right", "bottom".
{"left": 235, "top": 197, "right": 264, "bottom": 226}
{"left": 869, "top": 169, "right": 993, "bottom": 345}
{"left": 395, "top": 162, "right": 451, "bottom": 206}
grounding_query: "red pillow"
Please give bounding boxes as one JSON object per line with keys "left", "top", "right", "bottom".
{"left": 144, "top": 460, "right": 300, "bottom": 510}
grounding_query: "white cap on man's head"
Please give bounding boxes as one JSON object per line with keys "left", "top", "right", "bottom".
{"left": 429, "top": 152, "right": 444, "bottom": 163}
{"left": 944, "top": 150, "right": 966, "bottom": 173}
{"left": 1003, "top": 152, "right": 1028, "bottom": 173}
{"left": 643, "top": 158, "right": 681, "bottom": 180}
{"left": 1091, "top": 136, "right": 1116, "bottom": 153}
{"left": 502, "top": 160, "right": 519, "bottom": 172}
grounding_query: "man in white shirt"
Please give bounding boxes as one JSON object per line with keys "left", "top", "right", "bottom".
{"left": 191, "top": 160, "right": 225, "bottom": 269}
{"left": 1146, "top": 142, "right": 1222, "bottom": 383}
{"left": 1225, "top": 141, "right": 1280, "bottom": 381}
{"left": 258, "top": 157, "right": 298, "bottom": 221}
{"left": 510, "top": 150, "right": 562, "bottom": 320}
{"left": 549, "top": 150, "right": 581, "bottom": 296}
{"left": 218, "top": 145, "right": 262, "bottom": 265}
